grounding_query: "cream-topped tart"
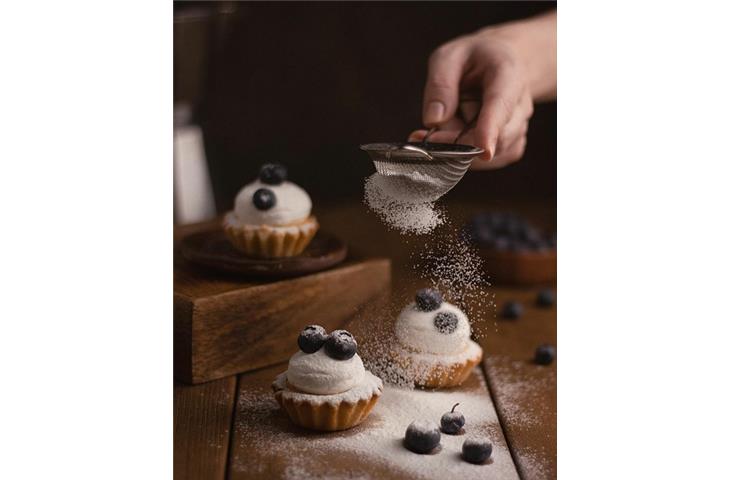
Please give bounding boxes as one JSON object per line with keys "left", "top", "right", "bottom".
{"left": 272, "top": 326, "right": 382, "bottom": 431}
{"left": 393, "top": 288, "right": 483, "bottom": 388}
{"left": 223, "top": 163, "right": 318, "bottom": 258}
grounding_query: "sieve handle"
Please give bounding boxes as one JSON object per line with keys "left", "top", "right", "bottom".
{"left": 399, "top": 144, "right": 434, "bottom": 161}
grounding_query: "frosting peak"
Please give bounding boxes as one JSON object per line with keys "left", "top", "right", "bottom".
{"left": 395, "top": 301, "right": 471, "bottom": 355}
{"left": 232, "top": 179, "right": 311, "bottom": 226}
{"left": 286, "top": 348, "right": 365, "bottom": 395}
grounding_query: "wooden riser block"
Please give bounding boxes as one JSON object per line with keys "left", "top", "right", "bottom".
{"left": 174, "top": 257, "right": 391, "bottom": 384}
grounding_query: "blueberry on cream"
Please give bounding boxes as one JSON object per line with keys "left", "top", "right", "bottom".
{"left": 415, "top": 288, "right": 443, "bottom": 311}
{"left": 434, "top": 311, "right": 458, "bottom": 334}
{"left": 297, "top": 325, "right": 328, "bottom": 353}
{"left": 393, "top": 289, "right": 484, "bottom": 388}
{"left": 252, "top": 187, "right": 276, "bottom": 210}
{"left": 395, "top": 295, "right": 471, "bottom": 355}
{"left": 324, "top": 330, "right": 357, "bottom": 360}
{"left": 259, "top": 163, "right": 287, "bottom": 185}
{"left": 228, "top": 164, "right": 312, "bottom": 226}
{"left": 223, "top": 163, "right": 319, "bottom": 258}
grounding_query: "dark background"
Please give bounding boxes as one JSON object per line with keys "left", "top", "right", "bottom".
{"left": 174, "top": 1, "right": 556, "bottom": 211}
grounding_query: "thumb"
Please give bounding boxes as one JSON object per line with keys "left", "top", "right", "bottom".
{"left": 422, "top": 44, "right": 467, "bottom": 127}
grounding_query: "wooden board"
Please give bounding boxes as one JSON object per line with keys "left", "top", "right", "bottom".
{"left": 180, "top": 229, "right": 348, "bottom": 278}
{"left": 175, "top": 219, "right": 391, "bottom": 384}
{"left": 314, "top": 201, "right": 557, "bottom": 478}
{"left": 173, "top": 376, "right": 237, "bottom": 480}
{"left": 173, "top": 200, "right": 557, "bottom": 479}
{"left": 478, "top": 286, "right": 557, "bottom": 480}
{"left": 226, "top": 362, "right": 520, "bottom": 480}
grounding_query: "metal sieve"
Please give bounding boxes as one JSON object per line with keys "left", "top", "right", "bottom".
{"left": 359, "top": 141, "right": 485, "bottom": 200}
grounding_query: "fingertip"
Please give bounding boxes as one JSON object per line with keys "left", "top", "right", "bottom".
{"left": 423, "top": 101, "right": 446, "bottom": 126}
{"left": 408, "top": 130, "right": 427, "bottom": 142}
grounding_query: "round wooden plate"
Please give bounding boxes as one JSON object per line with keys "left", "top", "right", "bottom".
{"left": 180, "top": 229, "right": 348, "bottom": 278}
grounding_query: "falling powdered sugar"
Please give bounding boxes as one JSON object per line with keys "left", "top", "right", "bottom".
{"left": 411, "top": 225, "right": 495, "bottom": 340}
{"left": 364, "top": 172, "right": 446, "bottom": 235}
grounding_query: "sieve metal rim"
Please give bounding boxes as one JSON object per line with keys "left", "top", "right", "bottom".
{"left": 359, "top": 142, "right": 485, "bottom": 164}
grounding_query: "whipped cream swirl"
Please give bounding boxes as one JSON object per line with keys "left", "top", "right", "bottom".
{"left": 395, "top": 301, "right": 471, "bottom": 355}
{"left": 231, "top": 179, "right": 311, "bottom": 226}
{"left": 286, "top": 348, "right": 365, "bottom": 395}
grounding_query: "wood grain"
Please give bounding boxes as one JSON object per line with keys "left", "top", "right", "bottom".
{"left": 316, "top": 201, "right": 557, "bottom": 478}
{"left": 175, "top": 218, "right": 392, "bottom": 384}
{"left": 226, "top": 362, "right": 519, "bottom": 480}
{"left": 180, "top": 229, "right": 348, "bottom": 278}
{"left": 478, "top": 287, "right": 557, "bottom": 480}
{"left": 174, "top": 376, "right": 237, "bottom": 480}
{"left": 173, "top": 200, "right": 557, "bottom": 478}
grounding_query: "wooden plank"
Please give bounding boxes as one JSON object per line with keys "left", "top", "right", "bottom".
{"left": 478, "top": 286, "right": 557, "bottom": 480}
{"left": 227, "top": 362, "right": 520, "bottom": 480}
{"left": 174, "top": 376, "right": 237, "bottom": 480}
{"left": 317, "top": 201, "right": 558, "bottom": 478}
{"left": 174, "top": 218, "right": 392, "bottom": 384}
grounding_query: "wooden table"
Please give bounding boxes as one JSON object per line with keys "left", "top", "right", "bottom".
{"left": 174, "top": 198, "right": 556, "bottom": 479}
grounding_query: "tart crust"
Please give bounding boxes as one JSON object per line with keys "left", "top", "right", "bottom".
{"left": 222, "top": 213, "right": 319, "bottom": 258}
{"left": 392, "top": 340, "right": 483, "bottom": 388}
{"left": 272, "top": 371, "right": 382, "bottom": 432}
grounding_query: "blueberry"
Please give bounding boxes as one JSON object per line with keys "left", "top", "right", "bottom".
{"left": 509, "top": 241, "right": 531, "bottom": 253}
{"left": 546, "top": 233, "right": 557, "bottom": 248}
{"left": 536, "top": 289, "right": 555, "bottom": 307}
{"left": 440, "top": 403, "right": 465, "bottom": 434}
{"left": 462, "top": 438, "right": 492, "bottom": 464}
{"left": 501, "top": 301, "right": 523, "bottom": 319}
{"left": 534, "top": 344, "right": 556, "bottom": 365}
{"left": 434, "top": 311, "right": 458, "bottom": 334}
{"left": 415, "top": 288, "right": 442, "bottom": 312}
{"left": 297, "top": 325, "right": 328, "bottom": 353}
{"left": 259, "top": 163, "right": 287, "bottom": 185}
{"left": 404, "top": 420, "right": 441, "bottom": 454}
{"left": 323, "top": 330, "right": 357, "bottom": 360}
{"left": 252, "top": 188, "right": 276, "bottom": 210}
{"left": 493, "top": 236, "right": 511, "bottom": 251}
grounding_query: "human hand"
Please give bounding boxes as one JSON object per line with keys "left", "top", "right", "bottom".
{"left": 409, "top": 11, "right": 556, "bottom": 169}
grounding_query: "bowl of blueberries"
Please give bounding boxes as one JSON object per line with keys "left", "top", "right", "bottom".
{"left": 462, "top": 211, "right": 556, "bottom": 285}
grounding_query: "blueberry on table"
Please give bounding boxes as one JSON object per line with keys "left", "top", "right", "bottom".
{"left": 536, "top": 289, "right": 555, "bottom": 307}
{"left": 297, "top": 325, "right": 328, "bottom": 353}
{"left": 493, "top": 236, "right": 511, "bottom": 251}
{"left": 462, "top": 438, "right": 492, "bottom": 464}
{"left": 434, "top": 311, "right": 458, "bottom": 334}
{"left": 501, "top": 301, "right": 523, "bottom": 319}
{"left": 252, "top": 188, "right": 276, "bottom": 210}
{"left": 415, "top": 288, "right": 443, "bottom": 311}
{"left": 259, "top": 163, "right": 287, "bottom": 185}
{"left": 404, "top": 420, "right": 441, "bottom": 454}
{"left": 324, "top": 330, "right": 357, "bottom": 360}
{"left": 534, "top": 344, "right": 556, "bottom": 365}
{"left": 440, "top": 403, "right": 466, "bottom": 434}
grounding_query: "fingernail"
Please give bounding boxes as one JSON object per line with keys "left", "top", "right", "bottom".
{"left": 485, "top": 143, "right": 497, "bottom": 161}
{"left": 425, "top": 101, "right": 445, "bottom": 124}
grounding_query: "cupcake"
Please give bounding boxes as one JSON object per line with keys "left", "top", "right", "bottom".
{"left": 272, "top": 326, "right": 383, "bottom": 431}
{"left": 392, "top": 288, "right": 483, "bottom": 388}
{"left": 223, "top": 163, "right": 319, "bottom": 258}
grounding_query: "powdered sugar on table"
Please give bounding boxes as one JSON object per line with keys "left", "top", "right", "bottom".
{"left": 230, "top": 369, "right": 519, "bottom": 480}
